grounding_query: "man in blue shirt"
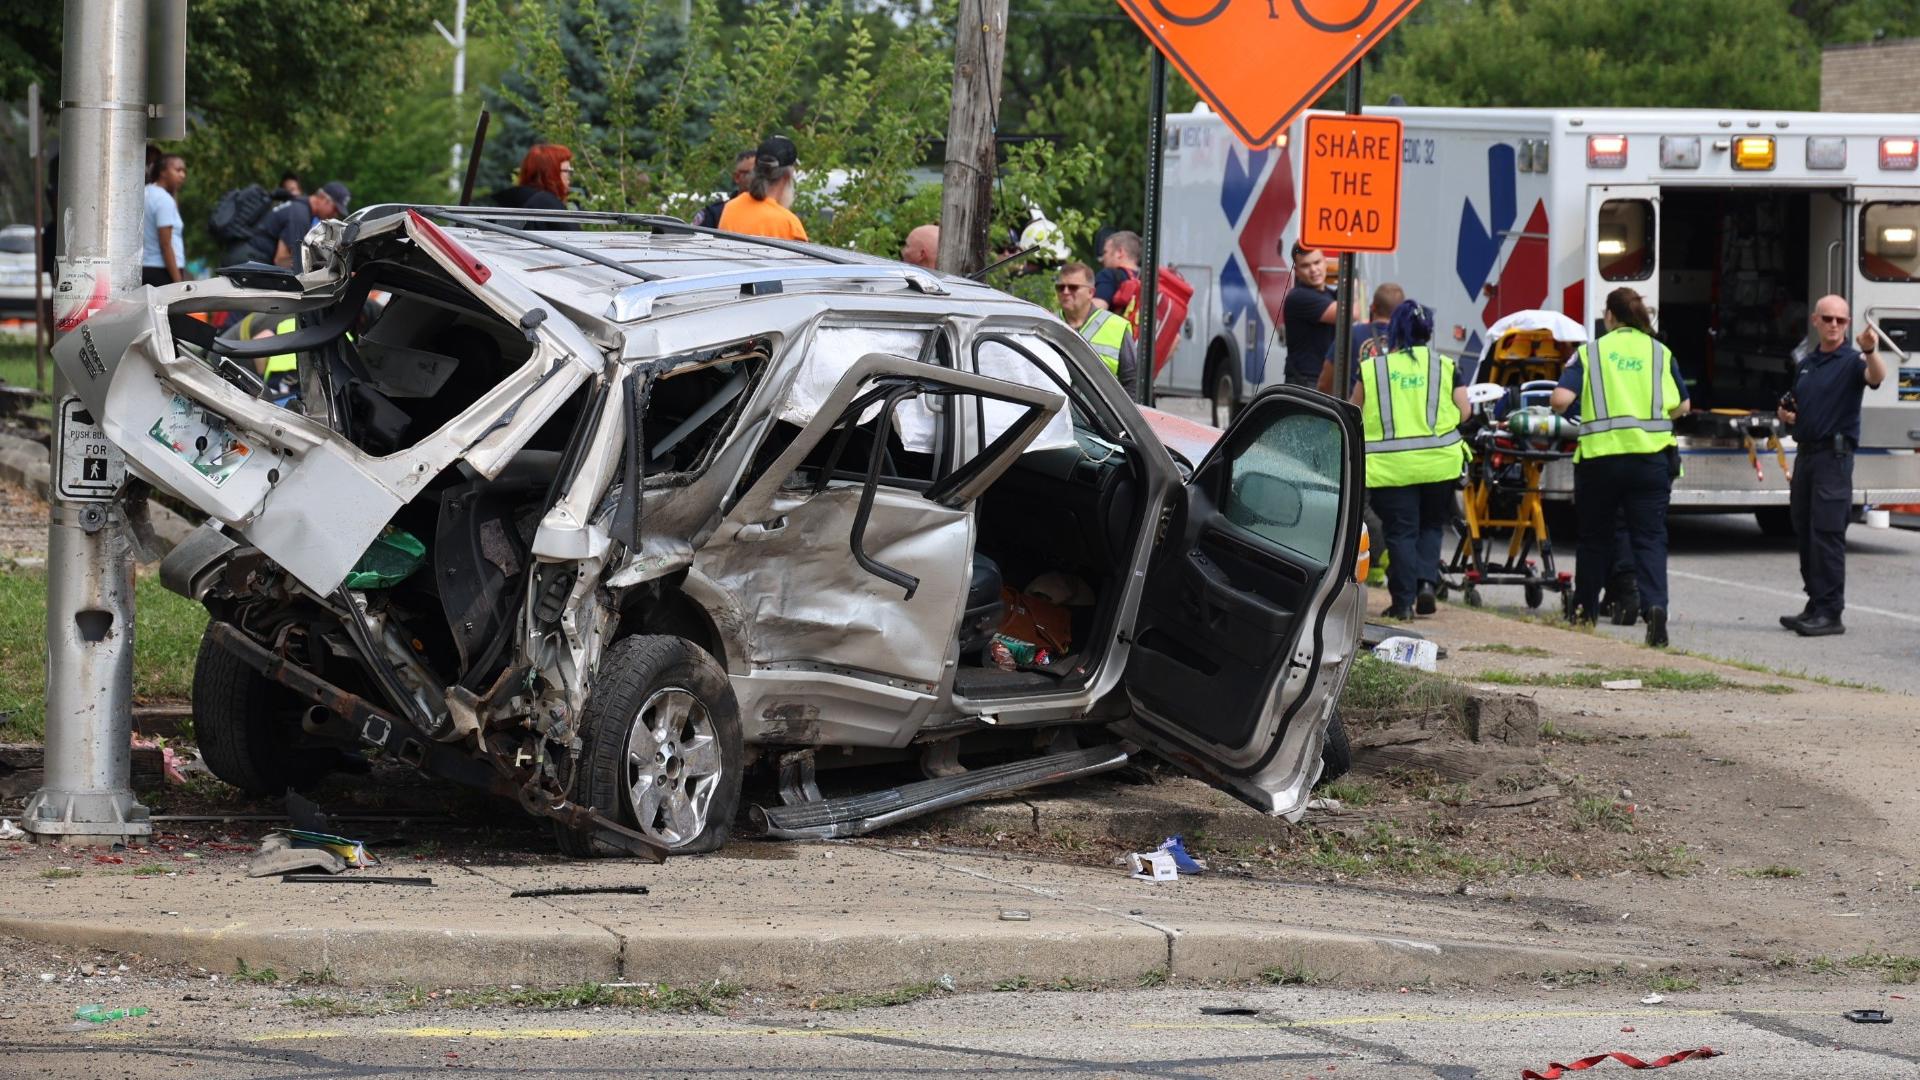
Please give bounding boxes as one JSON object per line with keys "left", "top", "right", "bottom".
{"left": 1777, "top": 295, "right": 1888, "bottom": 637}
{"left": 141, "top": 153, "right": 187, "bottom": 287}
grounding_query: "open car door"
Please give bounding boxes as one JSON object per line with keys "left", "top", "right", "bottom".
{"left": 1119, "top": 385, "right": 1364, "bottom": 817}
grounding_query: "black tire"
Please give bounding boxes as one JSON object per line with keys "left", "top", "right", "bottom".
{"left": 1524, "top": 582, "right": 1545, "bottom": 610}
{"left": 1755, "top": 507, "right": 1794, "bottom": 538}
{"left": 1463, "top": 585, "right": 1483, "bottom": 608}
{"left": 1314, "top": 713, "right": 1352, "bottom": 790}
{"left": 1208, "top": 352, "right": 1240, "bottom": 428}
{"left": 556, "top": 635, "right": 743, "bottom": 858}
{"left": 192, "top": 625, "right": 334, "bottom": 796}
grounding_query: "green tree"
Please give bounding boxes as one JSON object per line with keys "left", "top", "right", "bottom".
{"left": 1372, "top": 0, "right": 1820, "bottom": 110}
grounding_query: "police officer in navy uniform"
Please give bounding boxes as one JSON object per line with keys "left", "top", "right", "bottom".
{"left": 1777, "top": 295, "right": 1888, "bottom": 637}
{"left": 1550, "top": 287, "right": 1690, "bottom": 647}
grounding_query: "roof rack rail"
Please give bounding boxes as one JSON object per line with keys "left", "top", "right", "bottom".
{"left": 606, "top": 264, "right": 949, "bottom": 322}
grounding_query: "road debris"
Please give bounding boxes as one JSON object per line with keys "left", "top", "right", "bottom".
{"left": 509, "top": 884, "right": 651, "bottom": 899}
{"left": 0, "top": 817, "right": 24, "bottom": 840}
{"left": 1843, "top": 1009, "right": 1892, "bottom": 1024}
{"left": 248, "top": 834, "right": 346, "bottom": 878}
{"left": 1521, "top": 1046, "right": 1721, "bottom": 1079}
{"left": 72, "top": 1004, "right": 149, "bottom": 1025}
{"left": 998, "top": 909, "right": 1031, "bottom": 922}
{"left": 1373, "top": 635, "right": 1439, "bottom": 671}
{"left": 1201, "top": 1006, "right": 1260, "bottom": 1016}
{"left": 1156, "top": 835, "right": 1207, "bottom": 874}
{"left": 1128, "top": 851, "right": 1178, "bottom": 881}
{"left": 1640, "top": 993, "right": 1664, "bottom": 1005}
{"left": 1601, "top": 679, "right": 1643, "bottom": 691}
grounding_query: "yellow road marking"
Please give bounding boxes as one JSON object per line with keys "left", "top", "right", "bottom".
{"left": 246, "top": 1006, "right": 1847, "bottom": 1044}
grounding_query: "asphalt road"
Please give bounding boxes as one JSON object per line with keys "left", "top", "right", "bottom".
{"left": 5, "top": 986, "right": 1912, "bottom": 1079}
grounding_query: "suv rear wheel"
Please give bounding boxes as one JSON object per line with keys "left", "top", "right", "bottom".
{"left": 1207, "top": 347, "right": 1241, "bottom": 428}
{"left": 192, "top": 625, "right": 335, "bottom": 795}
{"left": 557, "top": 635, "right": 743, "bottom": 857}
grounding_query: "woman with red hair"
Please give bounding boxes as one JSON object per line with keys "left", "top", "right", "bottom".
{"left": 489, "top": 143, "right": 578, "bottom": 230}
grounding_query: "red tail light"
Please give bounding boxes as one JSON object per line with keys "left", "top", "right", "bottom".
{"left": 407, "top": 209, "right": 492, "bottom": 284}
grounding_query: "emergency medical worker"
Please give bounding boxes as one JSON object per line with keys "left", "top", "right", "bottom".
{"left": 1550, "top": 287, "right": 1690, "bottom": 647}
{"left": 1055, "top": 261, "right": 1140, "bottom": 402}
{"left": 1777, "top": 295, "right": 1888, "bottom": 637}
{"left": 1348, "top": 300, "right": 1467, "bottom": 620}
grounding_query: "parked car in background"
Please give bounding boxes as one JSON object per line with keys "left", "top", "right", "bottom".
{"left": 56, "top": 206, "right": 1366, "bottom": 858}
{"left": 0, "top": 225, "right": 50, "bottom": 318}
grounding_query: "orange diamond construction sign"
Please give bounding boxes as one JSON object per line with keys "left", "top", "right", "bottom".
{"left": 1115, "top": 0, "right": 1427, "bottom": 150}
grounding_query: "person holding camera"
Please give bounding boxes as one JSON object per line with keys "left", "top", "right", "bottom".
{"left": 1777, "top": 295, "right": 1888, "bottom": 637}
{"left": 1550, "top": 287, "right": 1690, "bottom": 647}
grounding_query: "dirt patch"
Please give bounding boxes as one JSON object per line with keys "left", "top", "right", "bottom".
{"left": 0, "top": 476, "right": 45, "bottom": 561}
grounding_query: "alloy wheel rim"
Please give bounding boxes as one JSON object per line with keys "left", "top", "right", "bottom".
{"left": 624, "top": 687, "right": 721, "bottom": 848}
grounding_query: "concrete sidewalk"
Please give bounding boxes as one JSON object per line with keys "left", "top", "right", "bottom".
{"left": 0, "top": 837, "right": 1673, "bottom": 993}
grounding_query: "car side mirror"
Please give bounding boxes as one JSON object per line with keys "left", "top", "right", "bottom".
{"left": 1230, "top": 472, "right": 1302, "bottom": 529}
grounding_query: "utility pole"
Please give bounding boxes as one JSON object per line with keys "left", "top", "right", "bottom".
{"left": 936, "top": 0, "right": 1008, "bottom": 277}
{"left": 435, "top": 0, "right": 468, "bottom": 194}
{"left": 25, "top": 0, "right": 182, "bottom": 847}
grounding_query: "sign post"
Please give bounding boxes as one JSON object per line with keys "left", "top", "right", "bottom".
{"left": 1301, "top": 85, "right": 1402, "bottom": 395}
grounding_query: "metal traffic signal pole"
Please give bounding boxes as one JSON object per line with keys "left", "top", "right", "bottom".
{"left": 24, "top": 0, "right": 182, "bottom": 846}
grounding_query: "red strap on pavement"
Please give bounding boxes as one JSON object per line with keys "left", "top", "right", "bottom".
{"left": 1521, "top": 1047, "right": 1722, "bottom": 1079}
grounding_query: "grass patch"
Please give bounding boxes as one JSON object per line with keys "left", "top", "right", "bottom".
{"left": 130, "top": 863, "right": 170, "bottom": 876}
{"left": 1631, "top": 843, "right": 1699, "bottom": 879}
{"left": 0, "top": 343, "right": 52, "bottom": 401}
{"left": 1340, "top": 653, "right": 1467, "bottom": 724}
{"left": 992, "top": 976, "right": 1031, "bottom": 992}
{"left": 1137, "top": 967, "right": 1169, "bottom": 988}
{"left": 813, "top": 981, "right": 945, "bottom": 1011}
{"left": 1649, "top": 973, "right": 1700, "bottom": 993}
{"left": 1845, "top": 954, "right": 1920, "bottom": 984}
{"left": 1538, "top": 719, "right": 1608, "bottom": 745}
{"left": 1308, "top": 821, "right": 1543, "bottom": 879}
{"left": 1474, "top": 666, "right": 1790, "bottom": 694}
{"left": 0, "top": 565, "right": 209, "bottom": 741}
{"left": 285, "top": 995, "right": 379, "bottom": 1017}
{"left": 1572, "top": 796, "right": 1635, "bottom": 833}
{"left": 39, "top": 867, "right": 81, "bottom": 880}
{"left": 1538, "top": 968, "right": 1606, "bottom": 988}
{"left": 1461, "top": 643, "right": 1551, "bottom": 658}
{"left": 1672, "top": 649, "right": 1879, "bottom": 691}
{"left": 1315, "top": 778, "right": 1377, "bottom": 806}
{"left": 1808, "top": 956, "right": 1842, "bottom": 976}
{"left": 1260, "top": 964, "right": 1325, "bottom": 986}
{"left": 1734, "top": 865, "right": 1803, "bottom": 879}
{"left": 407, "top": 980, "right": 742, "bottom": 1014}
{"left": 232, "top": 959, "right": 280, "bottom": 984}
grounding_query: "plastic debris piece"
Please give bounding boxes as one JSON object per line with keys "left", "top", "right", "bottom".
{"left": 1522, "top": 1047, "right": 1721, "bottom": 1079}
{"left": 1305, "top": 797, "right": 1345, "bottom": 811}
{"left": 1843, "top": 1010, "right": 1892, "bottom": 1024}
{"left": 274, "top": 827, "right": 376, "bottom": 868}
{"left": 1641, "top": 993, "right": 1665, "bottom": 1005}
{"left": 279, "top": 873, "right": 435, "bottom": 886}
{"left": 73, "top": 1004, "right": 150, "bottom": 1024}
{"left": 1155, "top": 835, "right": 1207, "bottom": 874}
{"left": 1128, "top": 851, "right": 1178, "bottom": 881}
{"left": 998, "top": 909, "right": 1031, "bottom": 922}
{"left": 1601, "top": 679, "right": 1643, "bottom": 691}
{"left": 1372, "top": 636, "right": 1438, "bottom": 671}
{"left": 343, "top": 526, "right": 427, "bottom": 589}
{"left": 0, "top": 818, "right": 23, "bottom": 840}
{"left": 1201, "top": 1006, "right": 1260, "bottom": 1016}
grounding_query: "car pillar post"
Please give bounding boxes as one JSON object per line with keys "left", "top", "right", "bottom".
{"left": 24, "top": 0, "right": 167, "bottom": 846}
{"left": 1330, "top": 63, "right": 1362, "bottom": 396}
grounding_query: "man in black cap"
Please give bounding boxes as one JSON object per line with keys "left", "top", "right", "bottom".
{"left": 717, "top": 136, "right": 808, "bottom": 241}
{"left": 244, "top": 180, "right": 351, "bottom": 269}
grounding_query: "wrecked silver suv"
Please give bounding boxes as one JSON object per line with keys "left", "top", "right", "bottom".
{"left": 56, "top": 207, "right": 1365, "bottom": 859}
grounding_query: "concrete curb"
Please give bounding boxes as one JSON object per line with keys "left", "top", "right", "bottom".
{"left": 0, "top": 909, "right": 1670, "bottom": 994}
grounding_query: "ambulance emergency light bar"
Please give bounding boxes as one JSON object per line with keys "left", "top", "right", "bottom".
{"left": 1586, "top": 135, "right": 1627, "bottom": 168}
{"left": 1882, "top": 138, "right": 1919, "bottom": 171}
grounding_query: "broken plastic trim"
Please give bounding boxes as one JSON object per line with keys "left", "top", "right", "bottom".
{"left": 606, "top": 264, "right": 949, "bottom": 323}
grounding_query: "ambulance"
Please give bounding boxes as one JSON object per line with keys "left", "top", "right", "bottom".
{"left": 1156, "top": 104, "right": 1920, "bottom": 526}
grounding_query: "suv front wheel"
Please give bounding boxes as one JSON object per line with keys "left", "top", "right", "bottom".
{"left": 557, "top": 635, "right": 743, "bottom": 857}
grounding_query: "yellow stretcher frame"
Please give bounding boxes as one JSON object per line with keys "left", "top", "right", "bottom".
{"left": 1441, "top": 328, "right": 1576, "bottom": 615}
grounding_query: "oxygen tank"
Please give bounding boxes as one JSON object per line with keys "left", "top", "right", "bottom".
{"left": 1504, "top": 406, "right": 1577, "bottom": 448}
